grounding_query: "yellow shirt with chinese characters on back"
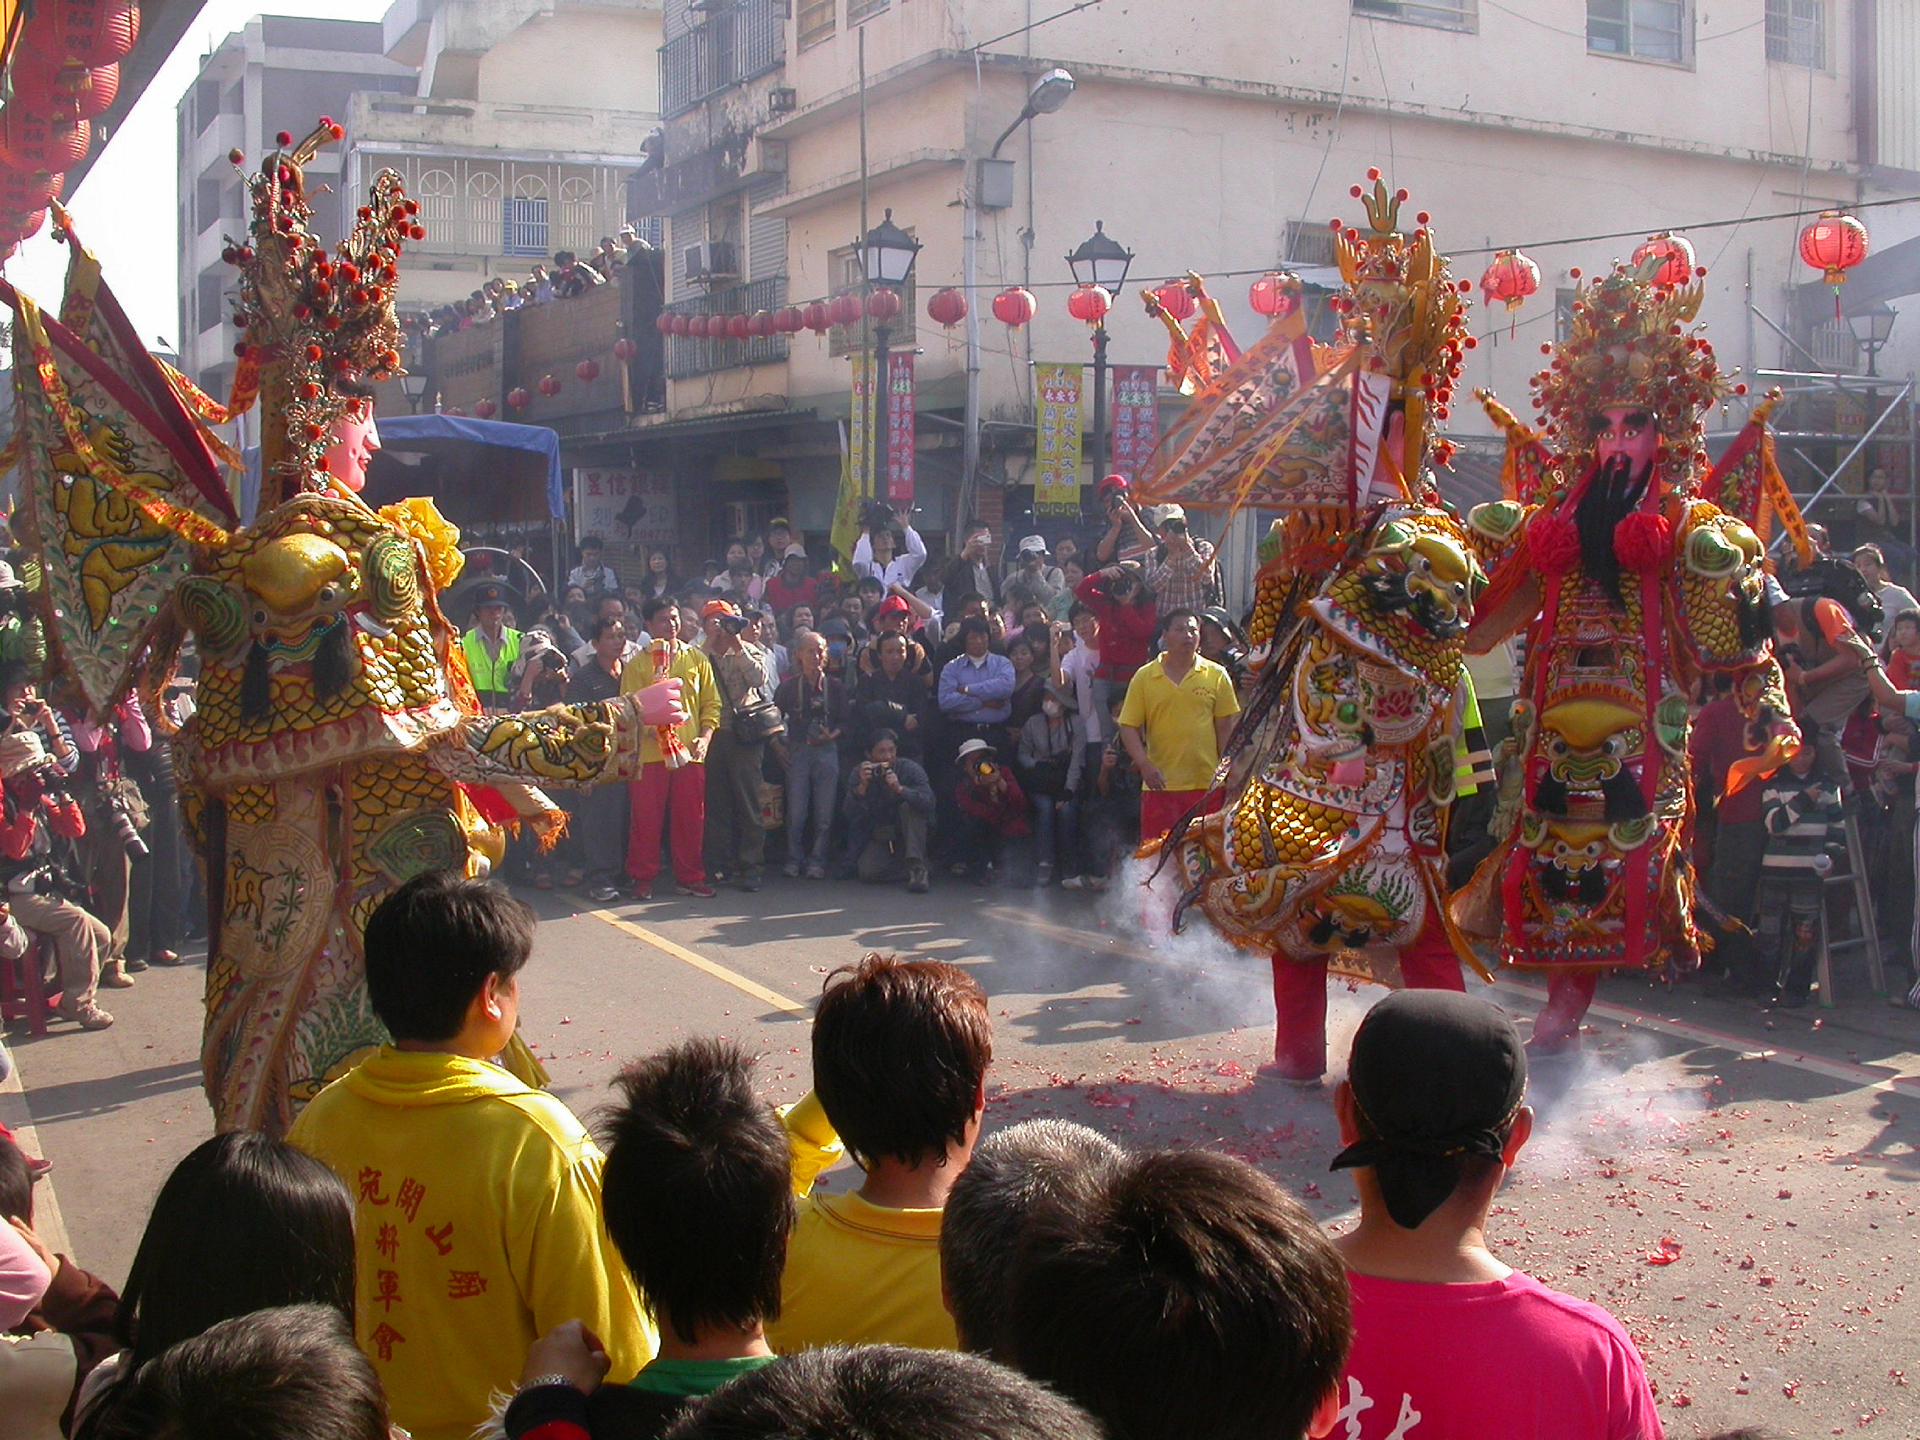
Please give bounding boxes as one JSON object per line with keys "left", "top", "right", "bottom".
{"left": 288, "top": 1047, "right": 653, "bottom": 1440}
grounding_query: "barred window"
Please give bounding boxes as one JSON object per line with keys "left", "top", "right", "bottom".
{"left": 1765, "top": 0, "right": 1824, "bottom": 66}
{"left": 797, "top": 0, "right": 835, "bottom": 47}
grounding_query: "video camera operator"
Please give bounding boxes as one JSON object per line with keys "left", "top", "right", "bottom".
{"left": 0, "top": 664, "right": 114, "bottom": 1030}
{"left": 840, "top": 729, "right": 933, "bottom": 892}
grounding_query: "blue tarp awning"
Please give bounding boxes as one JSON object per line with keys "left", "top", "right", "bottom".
{"left": 241, "top": 414, "right": 565, "bottom": 524}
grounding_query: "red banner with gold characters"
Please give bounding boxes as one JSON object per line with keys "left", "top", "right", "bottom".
{"left": 886, "top": 351, "right": 916, "bottom": 505}
{"left": 1109, "top": 364, "right": 1159, "bottom": 484}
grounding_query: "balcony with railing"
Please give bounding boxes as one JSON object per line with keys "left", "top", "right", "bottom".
{"left": 661, "top": 276, "right": 791, "bottom": 377}
{"left": 661, "top": 0, "right": 786, "bottom": 118}
{"left": 190, "top": 112, "right": 245, "bottom": 180}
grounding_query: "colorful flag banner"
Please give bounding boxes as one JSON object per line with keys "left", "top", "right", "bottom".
{"left": 848, "top": 349, "right": 875, "bottom": 500}
{"left": 829, "top": 418, "right": 861, "bottom": 578}
{"left": 1108, "top": 364, "right": 1159, "bottom": 485}
{"left": 886, "top": 351, "right": 916, "bottom": 506}
{"left": 1034, "top": 361, "right": 1084, "bottom": 517}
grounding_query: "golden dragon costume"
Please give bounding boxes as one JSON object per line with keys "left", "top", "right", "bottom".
{"left": 1450, "top": 252, "right": 1803, "bottom": 1050}
{"left": 1140, "top": 176, "right": 1489, "bottom": 1080}
{"left": 4, "top": 123, "right": 682, "bottom": 1134}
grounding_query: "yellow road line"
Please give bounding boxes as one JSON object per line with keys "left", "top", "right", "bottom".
{"left": 586, "top": 908, "right": 809, "bottom": 1018}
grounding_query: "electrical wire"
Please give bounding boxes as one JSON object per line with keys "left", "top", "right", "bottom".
{"left": 1297, "top": 16, "right": 1357, "bottom": 236}
{"left": 968, "top": 0, "right": 1102, "bottom": 52}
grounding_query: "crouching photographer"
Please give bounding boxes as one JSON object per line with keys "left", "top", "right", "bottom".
{"left": 840, "top": 729, "right": 934, "bottom": 892}
{"left": 68, "top": 692, "right": 153, "bottom": 986}
{"left": 0, "top": 665, "right": 115, "bottom": 1030}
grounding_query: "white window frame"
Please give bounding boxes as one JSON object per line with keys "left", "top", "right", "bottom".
{"left": 1587, "top": 0, "right": 1692, "bottom": 65}
{"left": 1351, "top": 0, "right": 1475, "bottom": 31}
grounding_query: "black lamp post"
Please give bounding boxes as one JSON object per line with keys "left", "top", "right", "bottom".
{"left": 1065, "top": 220, "right": 1134, "bottom": 483}
{"left": 1849, "top": 299, "right": 1897, "bottom": 378}
{"left": 861, "top": 209, "right": 921, "bottom": 499}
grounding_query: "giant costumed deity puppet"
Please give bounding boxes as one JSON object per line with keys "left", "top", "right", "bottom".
{"left": 1143, "top": 176, "right": 1492, "bottom": 1082}
{"left": 1450, "top": 248, "right": 1804, "bottom": 1049}
{"left": 3, "top": 121, "right": 684, "bottom": 1134}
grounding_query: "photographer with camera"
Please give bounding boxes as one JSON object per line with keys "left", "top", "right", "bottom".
{"left": 840, "top": 729, "right": 934, "bottom": 892}
{"left": 853, "top": 502, "right": 928, "bottom": 592}
{"left": 68, "top": 692, "right": 154, "bottom": 988}
{"left": 0, "top": 665, "right": 114, "bottom": 1030}
{"left": 1142, "top": 505, "right": 1220, "bottom": 614}
{"left": 1074, "top": 562, "right": 1156, "bottom": 699}
{"left": 1092, "top": 474, "right": 1155, "bottom": 566}
{"left": 0, "top": 564, "right": 45, "bottom": 670}
{"left": 775, "top": 632, "right": 848, "bottom": 880}
{"left": 952, "top": 739, "right": 1029, "bottom": 886}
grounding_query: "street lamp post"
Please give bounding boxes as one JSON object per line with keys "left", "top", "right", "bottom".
{"left": 861, "top": 209, "right": 922, "bottom": 500}
{"left": 1066, "top": 220, "right": 1134, "bottom": 484}
{"left": 1849, "top": 299, "right": 1897, "bottom": 379}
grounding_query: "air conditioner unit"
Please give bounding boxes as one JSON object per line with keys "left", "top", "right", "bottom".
{"left": 768, "top": 86, "right": 797, "bottom": 114}
{"left": 684, "top": 240, "right": 739, "bottom": 283}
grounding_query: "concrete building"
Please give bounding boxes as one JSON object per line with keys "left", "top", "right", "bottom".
{"left": 343, "top": 0, "right": 665, "bottom": 321}
{"left": 174, "top": 16, "right": 416, "bottom": 401}
{"left": 430, "top": 0, "right": 1920, "bottom": 581}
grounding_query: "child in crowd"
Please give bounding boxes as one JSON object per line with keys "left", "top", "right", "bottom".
{"left": 938, "top": 1119, "right": 1123, "bottom": 1361}
{"left": 74, "top": 1305, "right": 390, "bottom": 1440}
{"left": 1756, "top": 741, "right": 1845, "bottom": 1008}
{"left": 504, "top": 1039, "right": 792, "bottom": 1440}
{"left": 1012, "top": 1147, "right": 1350, "bottom": 1440}
{"left": 289, "top": 870, "right": 649, "bottom": 1440}
{"left": 768, "top": 953, "right": 992, "bottom": 1353}
{"left": 1330, "top": 991, "right": 1662, "bottom": 1440}
{"left": 662, "top": 1345, "right": 1102, "bottom": 1440}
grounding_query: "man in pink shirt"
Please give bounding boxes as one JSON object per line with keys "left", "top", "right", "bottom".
{"left": 1330, "top": 991, "right": 1663, "bottom": 1440}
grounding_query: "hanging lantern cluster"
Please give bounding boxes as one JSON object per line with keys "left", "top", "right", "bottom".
{"left": 1478, "top": 249, "right": 1540, "bottom": 337}
{"left": 1629, "top": 232, "right": 1698, "bottom": 289}
{"left": 992, "top": 286, "right": 1037, "bottom": 328}
{"left": 1798, "top": 209, "right": 1869, "bottom": 317}
{"left": 1065, "top": 282, "right": 1111, "bottom": 326}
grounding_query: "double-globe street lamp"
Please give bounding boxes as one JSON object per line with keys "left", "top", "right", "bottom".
{"left": 1065, "top": 221, "right": 1135, "bottom": 486}
{"left": 861, "top": 208, "right": 922, "bottom": 498}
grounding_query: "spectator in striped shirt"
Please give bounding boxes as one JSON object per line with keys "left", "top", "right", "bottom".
{"left": 1756, "top": 742, "right": 1844, "bottom": 1008}
{"left": 1142, "top": 505, "right": 1219, "bottom": 614}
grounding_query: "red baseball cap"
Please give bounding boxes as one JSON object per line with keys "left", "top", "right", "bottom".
{"left": 876, "top": 595, "right": 912, "bottom": 618}
{"left": 1097, "top": 473, "right": 1130, "bottom": 495}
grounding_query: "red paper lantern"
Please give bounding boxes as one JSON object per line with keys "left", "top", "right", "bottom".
{"left": 653, "top": 311, "right": 675, "bottom": 335}
{"left": 0, "top": 208, "right": 46, "bottom": 247}
{"left": 537, "top": 374, "right": 561, "bottom": 396}
{"left": 576, "top": 358, "right": 601, "bottom": 382}
{"left": 1630, "top": 232, "right": 1696, "bottom": 288}
{"left": 0, "top": 112, "right": 88, "bottom": 174}
{"left": 507, "top": 387, "right": 530, "bottom": 409}
{"left": 31, "top": 0, "right": 141, "bottom": 67}
{"left": 1799, "top": 210, "right": 1869, "bottom": 286}
{"left": 926, "top": 287, "right": 967, "bottom": 328}
{"left": 614, "top": 335, "right": 640, "bottom": 360}
{"left": 725, "top": 314, "right": 751, "bottom": 340}
{"left": 1066, "top": 283, "right": 1111, "bottom": 325}
{"left": 668, "top": 314, "right": 692, "bottom": 338}
{"left": 1151, "top": 280, "right": 1195, "bottom": 323}
{"left": 802, "top": 301, "right": 831, "bottom": 334}
{"left": 0, "top": 167, "right": 62, "bottom": 213}
{"left": 991, "top": 286, "right": 1036, "bottom": 328}
{"left": 747, "top": 310, "right": 775, "bottom": 337}
{"left": 1478, "top": 249, "right": 1540, "bottom": 312}
{"left": 773, "top": 306, "right": 805, "bottom": 334}
{"left": 1248, "top": 271, "right": 1297, "bottom": 319}
{"left": 473, "top": 398, "right": 498, "bottom": 419}
{"left": 13, "top": 58, "right": 119, "bottom": 119}
{"left": 866, "top": 288, "right": 903, "bottom": 321}
{"left": 828, "top": 293, "right": 863, "bottom": 328}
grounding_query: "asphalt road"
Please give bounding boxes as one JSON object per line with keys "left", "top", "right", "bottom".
{"left": 6, "top": 864, "right": 1918, "bottom": 1438}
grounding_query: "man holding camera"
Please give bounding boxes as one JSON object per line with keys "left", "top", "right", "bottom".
{"left": 1142, "top": 504, "right": 1220, "bottom": 613}
{"left": 841, "top": 729, "right": 934, "bottom": 892}
{"left": 775, "top": 632, "right": 848, "bottom": 880}
{"left": 952, "top": 737, "right": 1028, "bottom": 885}
{"left": 1092, "top": 473, "right": 1156, "bottom": 565}
{"left": 0, "top": 666, "right": 114, "bottom": 1030}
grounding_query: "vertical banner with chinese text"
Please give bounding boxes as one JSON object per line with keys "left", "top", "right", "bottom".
{"left": 886, "top": 352, "right": 916, "bottom": 506}
{"left": 1108, "top": 365, "right": 1160, "bottom": 485}
{"left": 848, "top": 349, "right": 875, "bottom": 500}
{"left": 1034, "top": 361, "right": 1084, "bottom": 517}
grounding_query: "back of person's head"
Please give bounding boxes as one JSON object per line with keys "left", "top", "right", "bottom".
{"left": 599, "top": 1037, "right": 795, "bottom": 1345}
{"left": 116, "top": 1131, "right": 355, "bottom": 1367}
{"left": 661, "top": 1344, "right": 1102, "bottom": 1440}
{"left": 76, "top": 1304, "right": 387, "bottom": 1440}
{"left": 1012, "top": 1149, "right": 1351, "bottom": 1440}
{"left": 363, "top": 869, "right": 534, "bottom": 1042}
{"left": 811, "top": 952, "right": 992, "bottom": 1171}
{"left": 0, "top": 1129, "right": 31, "bottom": 1224}
{"left": 1331, "top": 990, "right": 1528, "bottom": 1231}
{"left": 942, "top": 1119, "right": 1125, "bottom": 1358}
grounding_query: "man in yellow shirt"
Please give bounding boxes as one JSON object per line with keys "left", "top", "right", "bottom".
{"left": 767, "top": 953, "right": 993, "bottom": 1354}
{"left": 621, "top": 596, "right": 722, "bottom": 899}
{"left": 1117, "top": 606, "right": 1241, "bottom": 840}
{"left": 288, "top": 870, "right": 651, "bottom": 1440}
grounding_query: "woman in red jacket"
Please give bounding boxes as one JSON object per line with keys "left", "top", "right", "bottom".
{"left": 1074, "top": 563, "right": 1157, "bottom": 701}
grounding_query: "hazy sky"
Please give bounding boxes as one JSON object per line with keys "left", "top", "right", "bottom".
{"left": 7, "top": 0, "right": 394, "bottom": 347}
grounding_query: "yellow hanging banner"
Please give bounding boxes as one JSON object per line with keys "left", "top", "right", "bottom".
{"left": 1034, "top": 361, "right": 1084, "bottom": 516}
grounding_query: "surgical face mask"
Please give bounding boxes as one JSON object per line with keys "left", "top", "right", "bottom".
{"left": 1042, "top": 699, "right": 1064, "bottom": 719}
{"left": 828, "top": 640, "right": 848, "bottom": 659}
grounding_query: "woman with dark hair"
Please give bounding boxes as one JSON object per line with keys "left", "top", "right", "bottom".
{"left": 76, "top": 1132, "right": 355, "bottom": 1421}
{"left": 1198, "top": 606, "right": 1252, "bottom": 698}
{"left": 639, "top": 548, "right": 677, "bottom": 600}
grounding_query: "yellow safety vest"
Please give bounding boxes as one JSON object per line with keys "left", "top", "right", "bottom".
{"left": 461, "top": 626, "right": 522, "bottom": 696}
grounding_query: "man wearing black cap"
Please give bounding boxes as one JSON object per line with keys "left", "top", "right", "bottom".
{"left": 461, "top": 585, "right": 523, "bottom": 715}
{"left": 1329, "top": 992, "right": 1661, "bottom": 1440}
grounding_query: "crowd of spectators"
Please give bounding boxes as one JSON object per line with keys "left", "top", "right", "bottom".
{"left": 419, "top": 228, "right": 650, "bottom": 338}
{"left": 485, "top": 480, "right": 1250, "bottom": 903}
{"left": 2, "top": 870, "right": 1676, "bottom": 1440}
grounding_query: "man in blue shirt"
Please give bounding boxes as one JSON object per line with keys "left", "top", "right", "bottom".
{"left": 937, "top": 616, "right": 1014, "bottom": 760}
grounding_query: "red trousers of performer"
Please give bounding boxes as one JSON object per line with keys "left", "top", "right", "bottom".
{"left": 1529, "top": 970, "right": 1598, "bottom": 1049}
{"left": 1268, "top": 911, "right": 1466, "bottom": 1080}
{"left": 1140, "top": 788, "right": 1216, "bottom": 843}
{"left": 627, "top": 760, "right": 707, "bottom": 888}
